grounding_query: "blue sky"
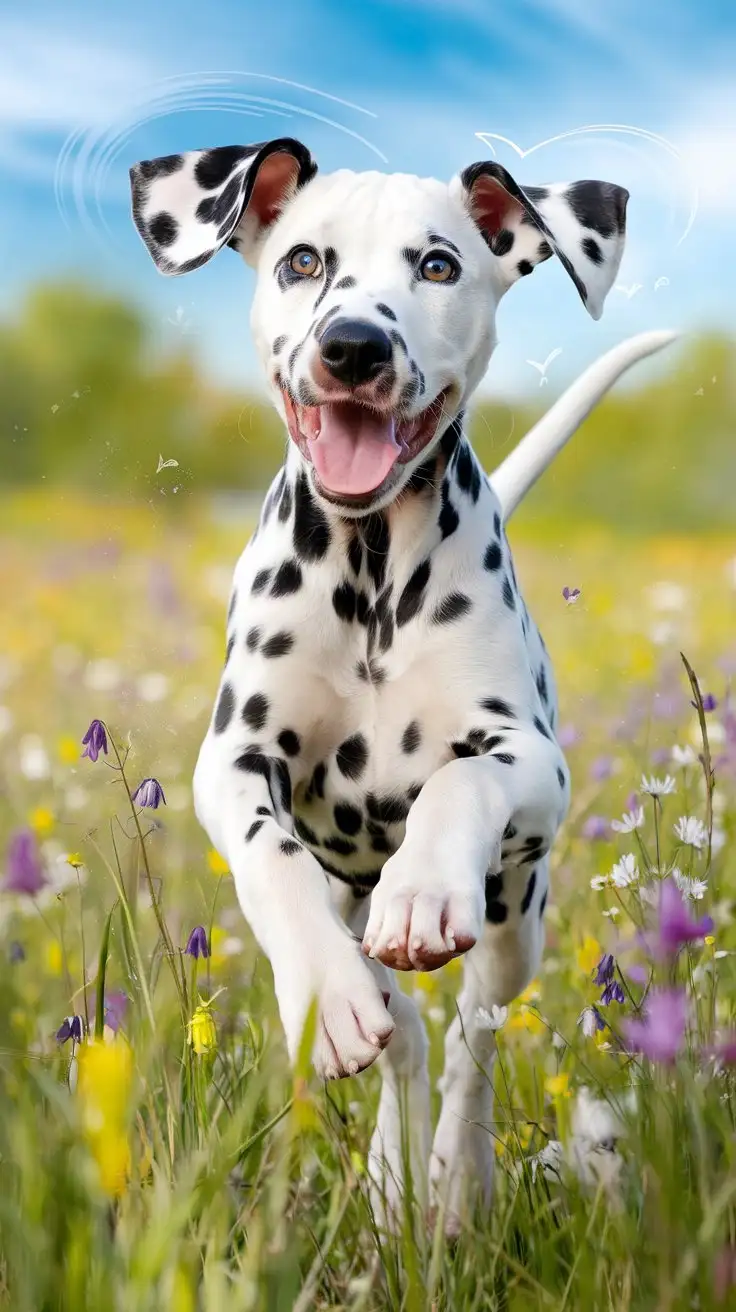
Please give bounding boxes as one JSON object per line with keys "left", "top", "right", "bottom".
{"left": 1, "top": 0, "right": 735, "bottom": 399}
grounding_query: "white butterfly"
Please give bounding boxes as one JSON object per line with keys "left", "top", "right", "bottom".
{"left": 525, "top": 347, "right": 562, "bottom": 385}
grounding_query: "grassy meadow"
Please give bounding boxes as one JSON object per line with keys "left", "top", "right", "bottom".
{"left": 1, "top": 480, "right": 736, "bottom": 1309}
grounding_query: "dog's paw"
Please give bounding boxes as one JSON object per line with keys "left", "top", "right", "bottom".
{"left": 313, "top": 961, "right": 395, "bottom": 1078}
{"left": 362, "top": 857, "right": 483, "bottom": 971}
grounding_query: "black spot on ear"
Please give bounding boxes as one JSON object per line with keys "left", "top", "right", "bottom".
{"left": 293, "top": 471, "right": 331, "bottom": 560}
{"left": 334, "top": 802, "right": 362, "bottom": 835}
{"left": 396, "top": 559, "right": 431, "bottom": 627}
{"left": 521, "top": 868, "right": 537, "bottom": 914}
{"left": 517, "top": 259, "right": 534, "bottom": 277}
{"left": 149, "top": 212, "right": 178, "bottom": 247}
{"left": 277, "top": 729, "right": 301, "bottom": 757}
{"left": 334, "top": 275, "right": 356, "bottom": 290}
{"left": 194, "top": 145, "right": 253, "bottom": 190}
{"left": 432, "top": 592, "right": 472, "bottom": 625}
{"left": 537, "top": 239, "right": 553, "bottom": 260}
{"left": 196, "top": 174, "right": 242, "bottom": 226}
{"left": 581, "top": 235, "right": 604, "bottom": 265}
{"left": 214, "top": 683, "right": 235, "bottom": 734}
{"left": 376, "top": 303, "right": 397, "bottom": 321}
{"left": 401, "top": 721, "right": 422, "bottom": 754}
{"left": 137, "top": 153, "right": 184, "bottom": 182}
{"left": 566, "top": 180, "right": 625, "bottom": 238}
{"left": 252, "top": 570, "right": 271, "bottom": 595}
{"left": 270, "top": 559, "right": 302, "bottom": 597}
{"left": 280, "top": 838, "right": 301, "bottom": 857}
{"left": 490, "top": 228, "right": 514, "bottom": 257}
{"left": 246, "top": 819, "right": 265, "bottom": 842}
{"left": 336, "top": 733, "right": 369, "bottom": 781}
{"left": 262, "top": 631, "right": 294, "bottom": 658}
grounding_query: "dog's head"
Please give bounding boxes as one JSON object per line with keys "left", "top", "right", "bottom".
{"left": 130, "top": 137, "right": 627, "bottom": 514}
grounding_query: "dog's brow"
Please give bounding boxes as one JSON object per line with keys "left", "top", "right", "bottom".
{"left": 427, "top": 233, "right": 461, "bottom": 256}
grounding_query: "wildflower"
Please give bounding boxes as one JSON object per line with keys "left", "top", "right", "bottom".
{"left": 545, "top": 1073, "right": 571, "bottom": 1100}
{"left": 590, "top": 873, "right": 609, "bottom": 890}
{"left": 4, "top": 828, "right": 47, "bottom": 896}
{"left": 58, "top": 735, "right": 80, "bottom": 765}
{"left": 602, "top": 907, "right": 621, "bottom": 920}
{"left": 640, "top": 774, "right": 676, "bottom": 797}
{"left": 104, "top": 991, "right": 128, "bottom": 1034}
{"left": 188, "top": 1000, "right": 218, "bottom": 1055}
{"left": 132, "top": 777, "right": 166, "bottom": 809}
{"left": 674, "top": 815, "right": 708, "bottom": 848}
{"left": 576, "top": 936, "right": 602, "bottom": 975}
{"left": 699, "top": 693, "right": 718, "bottom": 712}
{"left": 590, "top": 756, "right": 614, "bottom": 781}
{"left": 611, "top": 806, "right": 645, "bottom": 834}
{"left": 562, "top": 587, "right": 581, "bottom": 605}
{"left": 185, "top": 925, "right": 210, "bottom": 960}
{"left": 81, "top": 719, "right": 108, "bottom": 763}
{"left": 29, "top": 806, "right": 54, "bottom": 835}
{"left": 593, "top": 953, "right": 615, "bottom": 986}
{"left": 77, "top": 1038, "right": 133, "bottom": 1197}
{"left": 610, "top": 854, "right": 639, "bottom": 888}
{"left": 578, "top": 1006, "right": 606, "bottom": 1038}
{"left": 56, "top": 1015, "right": 86, "bottom": 1044}
{"left": 672, "top": 869, "right": 708, "bottom": 900}
{"left": 654, "top": 878, "right": 713, "bottom": 958}
{"left": 477, "top": 1004, "right": 508, "bottom": 1032}
{"left": 672, "top": 744, "right": 697, "bottom": 768}
{"left": 624, "top": 988, "right": 687, "bottom": 1064}
{"left": 582, "top": 815, "right": 609, "bottom": 841}
{"left": 557, "top": 724, "right": 579, "bottom": 749}
{"left": 207, "top": 847, "right": 230, "bottom": 877}
{"left": 600, "top": 979, "right": 625, "bottom": 1006}
{"left": 66, "top": 853, "right": 84, "bottom": 869}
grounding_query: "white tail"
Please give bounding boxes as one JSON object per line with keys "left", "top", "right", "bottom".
{"left": 490, "top": 330, "right": 678, "bottom": 521}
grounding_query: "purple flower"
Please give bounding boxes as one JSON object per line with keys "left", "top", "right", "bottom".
{"left": 4, "top": 829, "right": 46, "bottom": 896}
{"left": 590, "top": 756, "right": 614, "bottom": 782}
{"left": 81, "top": 719, "right": 108, "bottom": 763}
{"left": 557, "top": 724, "right": 579, "bottom": 749}
{"left": 698, "top": 693, "right": 718, "bottom": 712}
{"left": 56, "top": 1014, "right": 86, "bottom": 1044}
{"left": 9, "top": 941, "right": 25, "bottom": 963}
{"left": 624, "top": 988, "right": 687, "bottom": 1064}
{"left": 132, "top": 777, "right": 166, "bottom": 809}
{"left": 104, "top": 990, "right": 128, "bottom": 1033}
{"left": 655, "top": 878, "right": 713, "bottom": 958}
{"left": 562, "top": 586, "right": 581, "bottom": 604}
{"left": 582, "top": 815, "right": 610, "bottom": 841}
{"left": 185, "top": 925, "right": 210, "bottom": 960}
{"left": 600, "top": 979, "right": 626, "bottom": 1006}
{"left": 593, "top": 953, "right": 615, "bottom": 987}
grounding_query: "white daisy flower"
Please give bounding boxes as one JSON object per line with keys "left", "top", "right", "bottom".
{"left": 640, "top": 774, "right": 676, "bottom": 797}
{"left": 611, "top": 806, "right": 645, "bottom": 834}
{"left": 672, "top": 869, "right": 708, "bottom": 900}
{"left": 672, "top": 744, "right": 697, "bottom": 768}
{"left": 674, "top": 816, "right": 708, "bottom": 848}
{"left": 610, "top": 854, "right": 639, "bottom": 887}
{"left": 590, "top": 874, "right": 609, "bottom": 891}
{"left": 602, "top": 907, "right": 622, "bottom": 920}
{"left": 477, "top": 1004, "right": 508, "bottom": 1032}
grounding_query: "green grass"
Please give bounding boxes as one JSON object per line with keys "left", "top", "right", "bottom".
{"left": 1, "top": 492, "right": 735, "bottom": 1309}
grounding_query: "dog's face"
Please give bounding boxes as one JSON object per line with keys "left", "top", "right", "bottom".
{"left": 130, "top": 138, "right": 627, "bottom": 514}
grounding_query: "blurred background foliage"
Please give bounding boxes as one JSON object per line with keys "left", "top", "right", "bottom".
{"left": 2, "top": 280, "right": 734, "bottom": 534}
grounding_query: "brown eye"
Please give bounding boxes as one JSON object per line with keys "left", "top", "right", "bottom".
{"left": 420, "top": 252, "right": 458, "bottom": 283}
{"left": 289, "top": 246, "right": 322, "bottom": 277}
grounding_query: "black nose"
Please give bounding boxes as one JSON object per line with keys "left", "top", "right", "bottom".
{"left": 319, "top": 318, "right": 393, "bottom": 386}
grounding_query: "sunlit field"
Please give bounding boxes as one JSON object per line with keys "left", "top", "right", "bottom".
{"left": 1, "top": 489, "right": 735, "bottom": 1309}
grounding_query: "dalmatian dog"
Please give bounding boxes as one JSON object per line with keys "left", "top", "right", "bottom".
{"left": 130, "top": 137, "right": 673, "bottom": 1229}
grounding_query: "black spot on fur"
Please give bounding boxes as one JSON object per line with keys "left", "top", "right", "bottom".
{"left": 401, "top": 247, "right": 421, "bottom": 274}
{"left": 432, "top": 592, "right": 472, "bottom": 625}
{"left": 502, "top": 577, "right": 516, "bottom": 610}
{"left": 246, "top": 626, "right": 261, "bottom": 652}
{"left": 376, "top": 302, "right": 397, "bottom": 320}
{"left": 137, "top": 153, "right": 184, "bottom": 182}
{"left": 252, "top": 570, "right": 271, "bottom": 595}
{"left": 228, "top": 590, "right": 238, "bottom": 622}
{"left": 273, "top": 335, "right": 287, "bottom": 355}
{"left": 336, "top": 734, "right": 369, "bottom": 781}
{"left": 294, "top": 816, "right": 319, "bottom": 845}
{"left": 293, "top": 470, "right": 331, "bottom": 561}
{"left": 374, "top": 586, "right": 394, "bottom": 653}
{"left": 262, "top": 631, "right": 294, "bottom": 658}
{"left": 396, "top": 559, "right": 431, "bottom": 627}
{"left": 362, "top": 513, "right": 391, "bottom": 592}
{"left": 405, "top": 455, "right": 437, "bottom": 494}
{"left": 307, "top": 761, "right": 326, "bottom": 801}
{"left": 389, "top": 328, "right": 407, "bottom": 353}
{"left": 278, "top": 481, "right": 293, "bottom": 523}
{"left": 366, "top": 792, "right": 409, "bottom": 825}
{"left": 356, "top": 660, "right": 369, "bottom": 682}
{"left": 149, "top": 212, "right": 178, "bottom": 247}
{"left": 401, "top": 721, "right": 421, "bottom": 754}
{"left": 484, "top": 872, "right": 507, "bottom": 923}
{"left": 481, "top": 697, "right": 515, "bottom": 718}
{"left": 484, "top": 540, "right": 502, "bottom": 572}
{"left": 517, "top": 259, "right": 534, "bottom": 277}
{"left": 371, "top": 832, "right": 392, "bottom": 854}
{"left": 521, "top": 869, "right": 537, "bottom": 914}
{"left": 440, "top": 417, "right": 462, "bottom": 463}
{"left": 334, "top": 802, "right": 362, "bottom": 835}
{"left": 194, "top": 145, "right": 252, "bottom": 190}
{"left": 539, "top": 890, "right": 548, "bottom": 917}
{"left": 348, "top": 535, "right": 363, "bottom": 576}
{"left": 582, "top": 235, "right": 603, "bottom": 265}
{"left": 494, "top": 752, "right": 516, "bottom": 765}
{"left": 490, "top": 227, "right": 514, "bottom": 257}
{"left": 270, "top": 559, "right": 302, "bottom": 597}
{"left": 313, "top": 245, "right": 339, "bottom": 310}
{"left": 280, "top": 838, "right": 301, "bottom": 857}
{"left": 557, "top": 767, "right": 566, "bottom": 789}
{"left": 256, "top": 805, "right": 271, "bottom": 817}
{"left": 214, "top": 682, "right": 235, "bottom": 733}
{"left": 323, "top": 835, "right": 357, "bottom": 857}
{"left": 277, "top": 729, "right": 301, "bottom": 757}
{"left": 246, "top": 819, "right": 264, "bottom": 842}
{"left": 356, "top": 591, "right": 370, "bottom": 625}
{"left": 225, "top": 634, "right": 235, "bottom": 665}
{"left": 533, "top": 715, "right": 552, "bottom": 741}
{"left": 334, "top": 275, "right": 356, "bottom": 290}
{"left": 242, "top": 693, "right": 269, "bottom": 732}
{"left": 273, "top": 758, "right": 292, "bottom": 813}
{"left": 439, "top": 483, "right": 460, "bottom": 539}
{"left": 333, "top": 581, "right": 357, "bottom": 622}
{"left": 566, "top": 180, "right": 626, "bottom": 238}
{"left": 536, "top": 667, "right": 549, "bottom": 704}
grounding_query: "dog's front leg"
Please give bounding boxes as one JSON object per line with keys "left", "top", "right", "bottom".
{"left": 193, "top": 735, "right": 394, "bottom": 1078}
{"left": 363, "top": 728, "right": 569, "bottom": 972}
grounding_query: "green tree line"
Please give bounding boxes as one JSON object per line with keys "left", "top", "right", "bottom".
{"left": 1, "top": 281, "right": 734, "bottom": 532}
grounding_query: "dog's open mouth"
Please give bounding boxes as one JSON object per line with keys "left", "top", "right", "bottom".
{"left": 282, "top": 390, "right": 449, "bottom": 498}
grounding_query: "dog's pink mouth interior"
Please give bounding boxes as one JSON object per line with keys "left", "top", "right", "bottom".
{"left": 283, "top": 394, "right": 448, "bottom": 497}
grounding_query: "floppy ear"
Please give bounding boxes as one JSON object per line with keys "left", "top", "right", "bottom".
{"left": 129, "top": 137, "right": 317, "bottom": 275}
{"left": 450, "top": 161, "right": 627, "bottom": 320}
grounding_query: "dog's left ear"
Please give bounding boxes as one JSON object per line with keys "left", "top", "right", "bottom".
{"left": 129, "top": 137, "right": 317, "bottom": 275}
{"left": 450, "top": 161, "right": 627, "bottom": 319}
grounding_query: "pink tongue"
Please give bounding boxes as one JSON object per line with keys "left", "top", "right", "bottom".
{"left": 308, "top": 403, "right": 401, "bottom": 495}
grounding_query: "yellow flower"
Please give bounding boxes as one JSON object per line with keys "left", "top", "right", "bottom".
{"left": 188, "top": 1001, "right": 217, "bottom": 1055}
{"left": 29, "top": 806, "right": 54, "bottom": 835}
{"left": 45, "top": 940, "right": 63, "bottom": 977}
{"left": 207, "top": 848, "right": 230, "bottom": 877}
{"left": 576, "top": 934, "right": 602, "bottom": 976}
{"left": 519, "top": 978, "right": 542, "bottom": 1005}
{"left": 507, "top": 1005, "right": 545, "bottom": 1037}
{"left": 545, "top": 1073, "right": 571, "bottom": 1100}
{"left": 58, "top": 735, "right": 80, "bottom": 765}
{"left": 66, "top": 852, "right": 84, "bottom": 869}
{"left": 77, "top": 1038, "right": 133, "bottom": 1198}
{"left": 705, "top": 935, "right": 715, "bottom": 947}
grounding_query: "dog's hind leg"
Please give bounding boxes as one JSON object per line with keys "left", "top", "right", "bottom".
{"left": 430, "top": 856, "right": 549, "bottom": 1235}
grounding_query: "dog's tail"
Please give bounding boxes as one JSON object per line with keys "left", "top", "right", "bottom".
{"left": 490, "top": 330, "right": 678, "bottom": 522}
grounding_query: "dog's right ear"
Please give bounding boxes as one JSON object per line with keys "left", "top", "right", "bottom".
{"left": 129, "top": 137, "right": 317, "bottom": 275}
